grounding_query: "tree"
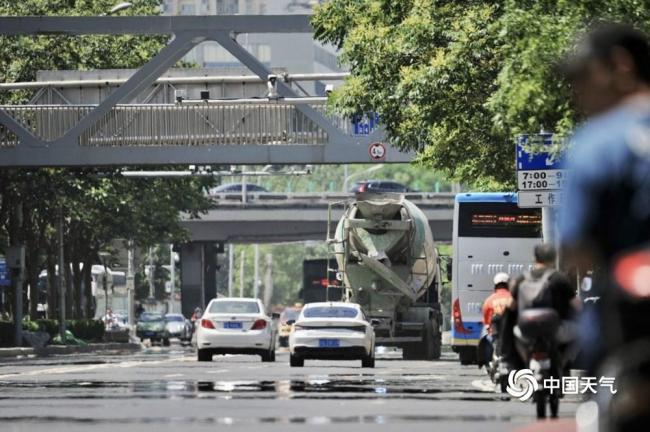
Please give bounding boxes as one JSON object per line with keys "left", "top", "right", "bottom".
{"left": 0, "top": 1, "right": 214, "bottom": 321}
{"left": 312, "top": 0, "right": 650, "bottom": 188}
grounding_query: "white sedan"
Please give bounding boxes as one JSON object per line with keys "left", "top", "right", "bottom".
{"left": 196, "top": 298, "right": 277, "bottom": 362}
{"left": 289, "top": 302, "right": 375, "bottom": 368}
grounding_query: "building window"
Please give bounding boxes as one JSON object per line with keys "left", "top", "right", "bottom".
{"left": 180, "top": 2, "right": 196, "bottom": 15}
{"left": 216, "top": 0, "right": 239, "bottom": 15}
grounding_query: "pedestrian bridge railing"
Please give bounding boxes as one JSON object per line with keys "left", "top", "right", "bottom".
{"left": 0, "top": 103, "right": 358, "bottom": 148}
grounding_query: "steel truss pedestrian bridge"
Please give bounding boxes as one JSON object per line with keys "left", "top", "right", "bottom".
{"left": 0, "top": 15, "right": 411, "bottom": 167}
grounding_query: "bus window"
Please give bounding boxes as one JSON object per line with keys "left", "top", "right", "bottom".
{"left": 458, "top": 202, "right": 542, "bottom": 238}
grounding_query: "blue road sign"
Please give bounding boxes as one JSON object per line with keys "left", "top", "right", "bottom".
{"left": 516, "top": 134, "right": 565, "bottom": 171}
{"left": 352, "top": 113, "right": 380, "bottom": 136}
{"left": 0, "top": 258, "right": 10, "bottom": 287}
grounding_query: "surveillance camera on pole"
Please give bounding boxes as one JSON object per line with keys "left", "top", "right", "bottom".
{"left": 267, "top": 74, "right": 280, "bottom": 99}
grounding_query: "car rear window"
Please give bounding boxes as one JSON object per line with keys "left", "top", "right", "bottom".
{"left": 165, "top": 315, "right": 184, "bottom": 322}
{"left": 303, "top": 306, "right": 358, "bottom": 318}
{"left": 139, "top": 313, "right": 163, "bottom": 322}
{"left": 209, "top": 301, "right": 260, "bottom": 314}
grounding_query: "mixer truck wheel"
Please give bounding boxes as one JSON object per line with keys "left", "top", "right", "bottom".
{"left": 431, "top": 333, "right": 442, "bottom": 360}
{"left": 420, "top": 319, "right": 436, "bottom": 361}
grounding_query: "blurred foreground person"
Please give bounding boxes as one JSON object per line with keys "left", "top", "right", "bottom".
{"left": 562, "top": 22, "right": 650, "bottom": 431}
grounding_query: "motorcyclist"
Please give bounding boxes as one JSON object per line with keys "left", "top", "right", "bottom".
{"left": 510, "top": 244, "right": 581, "bottom": 372}
{"left": 479, "top": 272, "right": 512, "bottom": 365}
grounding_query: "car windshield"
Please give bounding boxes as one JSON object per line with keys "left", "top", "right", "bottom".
{"left": 303, "top": 306, "right": 358, "bottom": 319}
{"left": 165, "top": 315, "right": 184, "bottom": 322}
{"left": 280, "top": 308, "right": 300, "bottom": 322}
{"left": 139, "top": 313, "right": 163, "bottom": 322}
{"left": 209, "top": 301, "right": 260, "bottom": 314}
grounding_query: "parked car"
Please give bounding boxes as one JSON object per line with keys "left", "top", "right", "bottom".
{"left": 165, "top": 313, "right": 192, "bottom": 343}
{"left": 289, "top": 302, "right": 375, "bottom": 368}
{"left": 196, "top": 297, "right": 279, "bottom": 362}
{"left": 136, "top": 312, "right": 170, "bottom": 346}
{"left": 348, "top": 180, "right": 412, "bottom": 194}
{"left": 278, "top": 306, "right": 302, "bottom": 347}
{"left": 112, "top": 310, "right": 130, "bottom": 330}
{"left": 210, "top": 183, "right": 269, "bottom": 194}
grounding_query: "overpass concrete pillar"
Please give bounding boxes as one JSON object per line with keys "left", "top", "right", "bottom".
{"left": 180, "top": 242, "right": 222, "bottom": 317}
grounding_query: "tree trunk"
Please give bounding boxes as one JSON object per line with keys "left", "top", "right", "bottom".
{"left": 46, "top": 254, "right": 57, "bottom": 320}
{"left": 64, "top": 242, "right": 73, "bottom": 319}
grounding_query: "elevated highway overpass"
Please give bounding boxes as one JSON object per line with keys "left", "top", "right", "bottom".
{"left": 180, "top": 192, "right": 456, "bottom": 244}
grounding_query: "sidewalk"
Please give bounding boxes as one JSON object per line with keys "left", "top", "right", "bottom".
{"left": 0, "top": 342, "right": 141, "bottom": 359}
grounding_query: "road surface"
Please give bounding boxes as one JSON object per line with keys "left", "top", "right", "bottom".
{"left": 0, "top": 345, "right": 578, "bottom": 432}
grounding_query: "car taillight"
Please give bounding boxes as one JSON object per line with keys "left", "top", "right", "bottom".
{"left": 201, "top": 319, "right": 215, "bottom": 329}
{"left": 251, "top": 319, "right": 267, "bottom": 330}
{"left": 452, "top": 299, "right": 469, "bottom": 334}
{"left": 531, "top": 351, "right": 549, "bottom": 360}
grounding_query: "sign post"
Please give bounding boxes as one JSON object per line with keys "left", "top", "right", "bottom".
{"left": 516, "top": 134, "right": 567, "bottom": 244}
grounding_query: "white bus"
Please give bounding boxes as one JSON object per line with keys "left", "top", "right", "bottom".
{"left": 451, "top": 192, "right": 542, "bottom": 364}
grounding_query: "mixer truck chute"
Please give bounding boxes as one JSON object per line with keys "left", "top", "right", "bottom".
{"left": 327, "top": 192, "right": 442, "bottom": 360}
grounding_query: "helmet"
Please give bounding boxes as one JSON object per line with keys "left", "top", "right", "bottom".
{"left": 493, "top": 272, "right": 510, "bottom": 286}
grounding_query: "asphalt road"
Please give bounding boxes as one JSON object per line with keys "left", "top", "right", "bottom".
{"left": 0, "top": 344, "right": 578, "bottom": 432}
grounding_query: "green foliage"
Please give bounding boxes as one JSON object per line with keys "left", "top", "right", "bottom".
{"left": 65, "top": 319, "right": 105, "bottom": 342}
{"left": 312, "top": 0, "right": 650, "bottom": 189}
{"left": 0, "top": 0, "right": 215, "bottom": 320}
{"left": 0, "top": 319, "right": 104, "bottom": 346}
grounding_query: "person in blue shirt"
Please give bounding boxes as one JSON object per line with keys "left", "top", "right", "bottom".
{"left": 561, "top": 23, "right": 650, "bottom": 372}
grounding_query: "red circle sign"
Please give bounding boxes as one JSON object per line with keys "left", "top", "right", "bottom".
{"left": 369, "top": 142, "right": 386, "bottom": 161}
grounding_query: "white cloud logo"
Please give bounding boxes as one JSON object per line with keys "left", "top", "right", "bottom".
{"left": 506, "top": 369, "right": 538, "bottom": 401}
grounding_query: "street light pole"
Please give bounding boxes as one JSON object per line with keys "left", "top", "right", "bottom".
{"left": 126, "top": 242, "right": 135, "bottom": 328}
{"left": 253, "top": 244, "right": 260, "bottom": 299}
{"left": 169, "top": 244, "right": 175, "bottom": 313}
{"left": 239, "top": 250, "right": 245, "bottom": 297}
{"left": 148, "top": 246, "right": 155, "bottom": 301}
{"left": 228, "top": 244, "right": 233, "bottom": 297}
{"left": 342, "top": 164, "right": 383, "bottom": 192}
{"left": 57, "top": 208, "right": 66, "bottom": 342}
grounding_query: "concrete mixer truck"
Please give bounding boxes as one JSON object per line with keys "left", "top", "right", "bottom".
{"left": 327, "top": 192, "right": 443, "bottom": 360}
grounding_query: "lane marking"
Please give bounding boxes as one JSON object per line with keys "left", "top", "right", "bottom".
{"left": 0, "top": 356, "right": 193, "bottom": 379}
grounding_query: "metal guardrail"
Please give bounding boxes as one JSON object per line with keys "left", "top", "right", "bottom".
{"left": 208, "top": 192, "right": 457, "bottom": 205}
{"left": 0, "top": 103, "right": 357, "bottom": 148}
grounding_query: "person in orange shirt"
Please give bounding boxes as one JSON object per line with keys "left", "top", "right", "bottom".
{"left": 483, "top": 272, "right": 512, "bottom": 334}
{"left": 480, "top": 273, "right": 512, "bottom": 366}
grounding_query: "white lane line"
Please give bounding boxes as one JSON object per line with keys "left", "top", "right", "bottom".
{"left": 163, "top": 373, "right": 184, "bottom": 378}
{"left": 0, "top": 356, "right": 193, "bottom": 379}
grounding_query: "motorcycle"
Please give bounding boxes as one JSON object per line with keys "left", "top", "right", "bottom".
{"left": 515, "top": 308, "right": 561, "bottom": 419}
{"left": 478, "top": 315, "right": 509, "bottom": 393}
